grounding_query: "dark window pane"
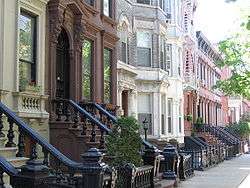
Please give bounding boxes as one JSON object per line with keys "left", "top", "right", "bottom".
{"left": 82, "top": 39, "right": 93, "bottom": 100}
{"left": 161, "top": 114, "right": 165, "bottom": 134}
{"left": 138, "top": 113, "right": 152, "bottom": 135}
{"left": 85, "top": 0, "right": 95, "bottom": 6}
{"left": 168, "top": 117, "right": 172, "bottom": 133}
{"left": 104, "top": 48, "right": 112, "bottom": 103}
{"left": 179, "top": 117, "right": 182, "bottom": 133}
{"left": 121, "top": 42, "right": 127, "bottom": 63}
{"left": 103, "top": 0, "right": 112, "bottom": 17}
{"left": 137, "top": 47, "right": 151, "bottom": 67}
{"left": 137, "top": 0, "right": 150, "bottom": 5}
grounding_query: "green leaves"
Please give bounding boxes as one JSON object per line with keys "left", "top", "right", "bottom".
{"left": 106, "top": 117, "right": 142, "bottom": 167}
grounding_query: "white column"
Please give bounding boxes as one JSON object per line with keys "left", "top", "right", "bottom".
{"left": 152, "top": 92, "right": 161, "bottom": 138}
{"left": 172, "top": 99, "right": 179, "bottom": 138}
{"left": 129, "top": 90, "right": 137, "bottom": 118}
{"left": 117, "top": 87, "right": 123, "bottom": 116}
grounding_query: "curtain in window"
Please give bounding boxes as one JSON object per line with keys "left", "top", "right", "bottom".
{"left": 137, "top": 32, "right": 152, "bottom": 67}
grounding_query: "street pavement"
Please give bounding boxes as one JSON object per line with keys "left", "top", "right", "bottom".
{"left": 179, "top": 154, "right": 250, "bottom": 188}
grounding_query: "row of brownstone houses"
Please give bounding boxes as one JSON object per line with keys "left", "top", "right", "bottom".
{"left": 1, "top": 0, "right": 249, "bottom": 143}
{"left": 0, "top": 0, "right": 249, "bottom": 163}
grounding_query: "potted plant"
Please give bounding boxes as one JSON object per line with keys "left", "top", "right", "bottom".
{"left": 194, "top": 117, "right": 203, "bottom": 132}
{"left": 184, "top": 114, "right": 193, "bottom": 122}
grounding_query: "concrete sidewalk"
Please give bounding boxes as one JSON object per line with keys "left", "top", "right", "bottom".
{"left": 179, "top": 154, "right": 250, "bottom": 188}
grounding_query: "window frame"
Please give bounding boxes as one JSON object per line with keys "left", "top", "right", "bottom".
{"left": 136, "top": 31, "right": 152, "bottom": 67}
{"left": 18, "top": 10, "right": 37, "bottom": 87}
{"left": 103, "top": 0, "right": 112, "bottom": 18}
{"left": 167, "top": 98, "right": 173, "bottom": 134}
{"left": 161, "top": 94, "right": 166, "bottom": 135}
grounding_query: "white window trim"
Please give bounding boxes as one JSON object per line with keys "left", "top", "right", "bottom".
{"left": 17, "top": 0, "right": 48, "bottom": 93}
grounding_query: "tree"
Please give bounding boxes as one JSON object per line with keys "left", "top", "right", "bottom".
{"left": 214, "top": 17, "right": 250, "bottom": 99}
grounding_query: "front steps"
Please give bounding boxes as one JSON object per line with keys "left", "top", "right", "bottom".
{"left": 0, "top": 137, "right": 28, "bottom": 186}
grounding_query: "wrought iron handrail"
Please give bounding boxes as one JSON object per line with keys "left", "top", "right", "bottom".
{"left": 93, "top": 103, "right": 117, "bottom": 123}
{"left": 0, "top": 102, "right": 81, "bottom": 169}
{"left": 86, "top": 102, "right": 159, "bottom": 151}
{"left": 0, "top": 156, "right": 19, "bottom": 176}
{"left": 69, "top": 100, "right": 111, "bottom": 133}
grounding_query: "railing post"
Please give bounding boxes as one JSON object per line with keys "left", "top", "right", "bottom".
{"left": 81, "top": 148, "right": 108, "bottom": 188}
{"left": 162, "top": 145, "right": 178, "bottom": 180}
{"left": 10, "top": 160, "right": 50, "bottom": 188}
{"left": 0, "top": 112, "right": 5, "bottom": 137}
{"left": 142, "top": 146, "right": 159, "bottom": 177}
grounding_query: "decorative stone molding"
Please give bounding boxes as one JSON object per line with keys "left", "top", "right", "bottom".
{"left": 12, "top": 92, "right": 49, "bottom": 119}
{"left": 0, "top": 90, "right": 9, "bottom": 102}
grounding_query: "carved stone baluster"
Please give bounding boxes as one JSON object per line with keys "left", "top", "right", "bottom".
{"left": 30, "top": 143, "right": 38, "bottom": 161}
{"left": 0, "top": 170, "right": 4, "bottom": 188}
{"left": 0, "top": 112, "right": 5, "bottom": 137}
{"left": 90, "top": 123, "right": 96, "bottom": 142}
{"left": 99, "top": 130, "right": 105, "bottom": 149}
{"left": 16, "top": 127, "right": 25, "bottom": 157}
{"left": 42, "top": 148, "right": 49, "bottom": 166}
{"left": 5, "top": 118, "right": 16, "bottom": 147}
{"left": 56, "top": 101, "right": 63, "bottom": 121}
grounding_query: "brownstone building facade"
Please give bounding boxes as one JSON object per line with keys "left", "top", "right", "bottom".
{"left": 46, "top": 0, "right": 118, "bottom": 105}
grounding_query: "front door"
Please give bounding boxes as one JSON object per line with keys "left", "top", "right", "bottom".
{"left": 56, "top": 29, "right": 70, "bottom": 99}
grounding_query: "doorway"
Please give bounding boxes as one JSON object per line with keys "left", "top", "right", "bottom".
{"left": 56, "top": 29, "right": 70, "bottom": 99}
{"left": 122, "top": 90, "right": 129, "bottom": 116}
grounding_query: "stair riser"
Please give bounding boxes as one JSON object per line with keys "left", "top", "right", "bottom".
{"left": 0, "top": 148, "right": 17, "bottom": 158}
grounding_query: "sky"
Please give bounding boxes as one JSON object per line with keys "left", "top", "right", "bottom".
{"left": 194, "top": 0, "right": 250, "bottom": 44}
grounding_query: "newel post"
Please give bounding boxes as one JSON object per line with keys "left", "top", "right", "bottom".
{"left": 162, "top": 144, "right": 178, "bottom": 180}
{"left": 10, "top": 160, "right": 50, "bottom": 188}
{"left": 81, "top": 148, "right": 108, "bottom": 188}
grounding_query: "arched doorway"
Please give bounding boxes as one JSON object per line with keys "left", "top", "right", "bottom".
{"left": 56, "top": 29, "right": 70, "bottom": 99}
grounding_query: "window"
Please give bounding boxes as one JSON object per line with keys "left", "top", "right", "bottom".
{"left": 103, "top": 0, "right": 112, "bottom": 17}
{"left": 120, "top": 32, "right": 128, "bottom": 64}
{"left": 166, "top": 44, "right": 172, "bottom": 76}
{"left": 178, "top": 48, "right": 181, "bottom": 76}
{"left": 138, "top": 93, "right": 152, "bottom": 135}
{"left": 137, "top": 32, "right": 152, "bottom": 67}
{"left": 167, "top": 98, "right": 173, "bottom": 133}
{"left": 19, "top": 11, "right": 37, "bottom": 90}
{"left": 137, "top": 0, "right": 151, "bottom": 5}
{"left": 104, "top": 48, "right": 112, "bottom": 103}
{"left": 179, "top": 100, "right": 182, "bottom": 133}
{"left": 161, "top": 94, "right": 166, "bottom": 135}
{"left": 85, "top": 0, "right": 95, "bottom": 6}
{"left": 159, "top": 0, "right": 171, "bottom": 13}
{"left": 82, "top": 39, "right": 93, "bottom": 100}
{"left": 160, "top": 37, "right": 166, "bottom": 71}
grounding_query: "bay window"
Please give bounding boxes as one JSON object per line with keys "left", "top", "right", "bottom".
{"left": 19, "top": 11, "right": 37, "bottom": 91}
{"left": 104, "top": 48, "right": 112, "bottom": 103}
{"left": 166, "top": 44, "right": 172, "bottom": 76}
{"left": 137, "top": 32, "right": 152, "bottom": 67}
{"left": 160, "top": 37, "right": 172, "bottom": 75}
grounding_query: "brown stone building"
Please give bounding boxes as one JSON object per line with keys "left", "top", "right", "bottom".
{"left": 46, "top": 0, "right": 118, "bottom": 105}
{"left": 46, "top": 0, "right": 119, "bottom": 160}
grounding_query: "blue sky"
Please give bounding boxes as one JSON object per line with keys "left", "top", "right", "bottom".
{"left": 194, "top": 0, "right": 249, "bottom": 43}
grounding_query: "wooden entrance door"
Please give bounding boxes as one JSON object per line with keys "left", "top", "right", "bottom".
{"left": 122, "top": 90, "right": 129, "bottom": 116}
{"left": 56, "top": 29, "right": 70, "bottom": 99}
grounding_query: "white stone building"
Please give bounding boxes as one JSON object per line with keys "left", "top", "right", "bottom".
{"left": 0, "top": 0, "right": 49, "bottom": 140}
{"left": 117, "top": 0, "right": 185, "bottom": 143}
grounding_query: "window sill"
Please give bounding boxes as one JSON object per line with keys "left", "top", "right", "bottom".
{"left": 83, "top": 2, "right": 99, "bottom": 15}
{"left": 101, "top": 14, "right": 117, "bottom": 27}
